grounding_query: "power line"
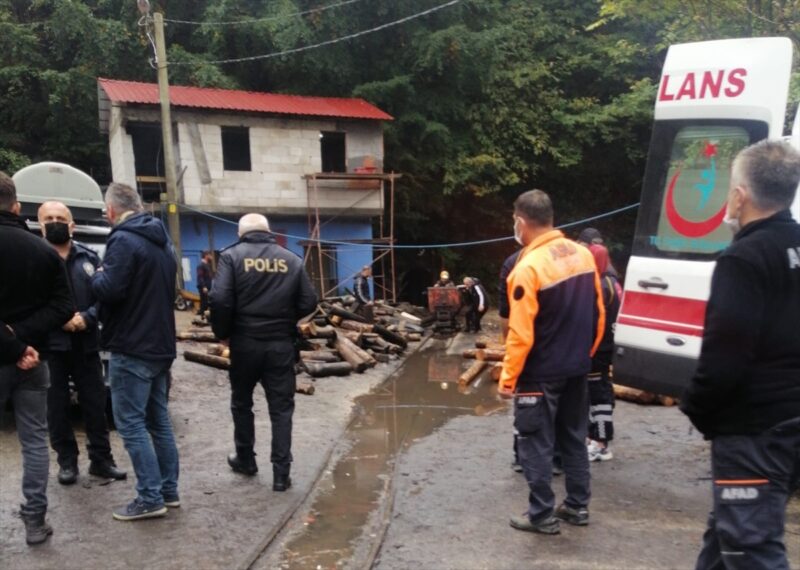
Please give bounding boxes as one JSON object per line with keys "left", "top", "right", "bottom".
{"left": 176, "top": 202, "right": 640, "bottom": 249}
{"left": 164, "top": 0, "right": 363, "bottom": 26}
{"left": 169, "top": 0, "right": 461, "bottom": 66}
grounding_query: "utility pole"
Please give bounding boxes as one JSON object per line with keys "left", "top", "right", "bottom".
{"left": 153, "top": 11, "right": 184, "bottom": 286}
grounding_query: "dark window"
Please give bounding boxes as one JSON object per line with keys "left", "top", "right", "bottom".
{"left": 320, "top": 131, "right": 346, "bottom": 173}
{"left": 126, "top": 121, "right": 166, "bottom": 203}
{"left": 222, "top": 126, "right": 251, "bottom": 171}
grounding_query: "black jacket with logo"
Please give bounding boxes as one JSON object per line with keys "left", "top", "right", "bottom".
{"left": 91, "top": 213, "right": 177, "bottom": 361}
{"left": 48, "top": 241, "right": 101, "bottom": 353}
{"left": 681, "top": 210, "right": 800, "bottom": 437}
{"left": 0, "top": 211, "right": 72, "bottom": 351}
{"left": 209, "top": 231, "right": 318, "bottom": 343}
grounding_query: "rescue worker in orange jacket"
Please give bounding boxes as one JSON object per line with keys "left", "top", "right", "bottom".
{"left": 501, "top": 189, "right": 605, "bottom": 535}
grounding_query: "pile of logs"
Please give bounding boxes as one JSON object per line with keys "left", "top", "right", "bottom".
{"left": 458, "top": 339, "right": 677, "bottom": 405}
{"left": 178, "top": 298, "right": 430, "bottom": 384}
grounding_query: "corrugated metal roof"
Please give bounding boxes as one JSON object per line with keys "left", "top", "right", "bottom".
{"left": 97, "top": 78, "right": 393, "bottom": 121}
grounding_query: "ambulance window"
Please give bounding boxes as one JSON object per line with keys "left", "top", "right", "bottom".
{"left": 636, "top": 121, "right": 766, "bottom": 259}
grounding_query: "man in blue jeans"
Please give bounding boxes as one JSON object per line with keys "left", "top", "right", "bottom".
{"left": 91, "top": 182, "right": 179, "bottom": 521}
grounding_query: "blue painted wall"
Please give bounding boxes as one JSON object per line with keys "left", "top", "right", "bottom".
{"left": 177, "top": 212, "right": 374, "bottom": 298}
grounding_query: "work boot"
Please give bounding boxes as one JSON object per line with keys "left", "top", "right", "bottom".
{"left": 57, "top": 464, "right": 78, "bottom": 486}
{"left": 89, "top": 460, "right": 127, "bottom": 480}
{"left": 554, "top": 503, "right": 589, "bottom": 526}
{"left": 21, "top": 511, "right": 53, "bottom": 545}
{"left": 227, "top": 453, "right": 258, "bottom": 476}
{"left": 509, "top": 513, "right": 560, "bottom": 535}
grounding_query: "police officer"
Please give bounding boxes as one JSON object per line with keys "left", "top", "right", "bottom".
{"left": 37, "top": 201, "right": 126, "bottom": 485}
{"left": 210, "top": 214, "right": 318, "bottom": 491}
{"left": 681, "top": 140, "right": 800, "bottom": 570}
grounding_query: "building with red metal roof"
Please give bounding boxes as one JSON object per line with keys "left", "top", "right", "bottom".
{"left": 97, "top": 78, "right": 394, "bottom": 298}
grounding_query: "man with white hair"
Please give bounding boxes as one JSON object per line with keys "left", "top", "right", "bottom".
{"left": 210, "top": 213, "right": 317, "bottom": 491}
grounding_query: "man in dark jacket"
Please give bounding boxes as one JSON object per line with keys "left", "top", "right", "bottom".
{"left": 37, "top": 201, "right": 125, "bottom": 485}
{"left": 681, "top": 140, "right": 800, "bottom": 570}
{"left": 0, "top": 172, "right": 72, "bottom": 545}
{"left": 462, "top": 276, "right": 488, "bottom": 333}
{"left": 196, "top": 250, "right": 214, "bottom": 317}
{"left": 91, "top": 183, "right": 179, "bottom": 522}
{"left": 210, "top": 213, "right": 317, "bottom": 491}
{"left": 353, "top": 265, "right": 373, "bottom": 321}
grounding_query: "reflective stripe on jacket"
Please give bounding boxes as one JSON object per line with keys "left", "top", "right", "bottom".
{"left": 500, "top": 230, "right": 605, "bottom": 393}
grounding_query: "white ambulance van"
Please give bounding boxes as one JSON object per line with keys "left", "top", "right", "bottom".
{"left": 613, "top": 37, "right": 800, "bottom": 397}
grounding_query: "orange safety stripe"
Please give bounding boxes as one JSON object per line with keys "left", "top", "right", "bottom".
{"left": 513, "top": 392, "right": 544, "bottom": 398}
{"left": 714, "top": 479, "right": 769, "bottom": 485}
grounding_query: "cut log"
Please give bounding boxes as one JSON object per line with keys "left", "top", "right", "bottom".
{"left": 373, "top": 324, "right": 408, "bottom": 349}
{"left": 327, "top": 305, "right": 368, "bottom": 323}
{"left": 476, "top": 349, "right": 505, "bottom": 362}
{"left": 339, "top": 320, "right": 374, "bottom": 333}
{"left": 612, "top": 384, "right": 675, "bottom": 406}
{"left": 458, "top": 360, "right": 487, "bottom": 385}
{"left": 308, "top": 323, "right": 337, "bottom": 339}
{"left": 177, "top": 331, "right": 218, "bottom": 342}
{"left": 300, "top": 351, "right": 340, "bottom": 363}
{"left": 206, "top": 344, "right": 226, "bottom": 356}
{"left": 462, "top": 349, "right": 479, "bottom": 359}
{"left": 406, "top": 333, "right": 422, "bottom": 342}
{"left": 296, "top": 383, "right": 315, "bottom": 395}
{"left": 329, "top": 315, "right": 343, "bottom": 326}
{"left": 183, "top": 350, "right": 230, "bottom": 369}
{"left": 371, "top": 353, "right": 391, "bottom": 364}
{"left": 304, "top": 361, "right": 353, "bottom": 377}
{"left": 191, "top": 319, "right": 211, "bottom": 328}
{"left": 399, "top": 311, "right": 422, "bottom": 325}
{"left": 333, "top": 336, "right": 371, "bottom": 373}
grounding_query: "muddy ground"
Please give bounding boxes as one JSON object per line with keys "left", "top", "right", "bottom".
{"left": 1, "top": 311, "right": 798, "bottom": 570}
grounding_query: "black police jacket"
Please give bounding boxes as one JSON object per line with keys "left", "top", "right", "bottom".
{"left": 48, "top": 241, "right": 101, "bottom": 354}
{"left": 91, "top": 212, "right": 177, "bottom": 361}
{"left": 209, "top": 231, "right": 318, "bottom": 343}
{"left": 0, "top": 211, "right": 72, "bottom": 350}
{"left": 681, "top": 210, "right": 800, "bottom": 437}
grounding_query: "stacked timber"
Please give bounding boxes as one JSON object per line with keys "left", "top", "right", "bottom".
{"left": 179, "top": 296, "right": 432, "bottom": 383}
{"left": 461, "top": 340, "right": 506, "bottom": 384}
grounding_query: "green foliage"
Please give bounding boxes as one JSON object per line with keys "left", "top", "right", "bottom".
{"left": 2, "top": 0, "right": 799, "bottom": 284}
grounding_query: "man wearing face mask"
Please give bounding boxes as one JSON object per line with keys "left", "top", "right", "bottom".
{"left": 681, "top": 140, "right": 800, "bottom": 570}
{"left": 501, "top": 189, "right": 605, "bottom": 535}
{"left": 37, "top": 201, "right": 126, "bottom": 486}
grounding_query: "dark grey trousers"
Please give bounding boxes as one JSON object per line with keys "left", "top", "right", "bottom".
{"left": 515, "top": 375, "right": 590, "bottom": 522}
{"left": 0, "top": 362, "right": 50, "bottom": 515}
{"left": 695, "top": 417, "right": 800, "bottom": 570}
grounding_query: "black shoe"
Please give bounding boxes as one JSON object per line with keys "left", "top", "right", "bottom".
{"left": 21, "top": 511, "right": 53, "bottom": 545}
{"left": 511, "top": 460, "right": 524, "bottom": 473}
{"left": 554, "top": 503, "right": 589, "bottom": 526}
{"left": 163, "top": 494, "right": 181, "bottom": 509}
{"left": 112, "top": 498, "right": 167, "bottom": 521}
{"left": 509, "top": 513, "right": 560, "bottom": 535}
{"left": 89, "top": 460, "right": 127, "bottom": 480}
{"left": 227, "top": 453, "right": 258, "bottom": 476}
{"left": 273, "top": 473, "right": 292, "bottom": 492}
{"left": 57, "top": 465, "right": 78, "bottom": 485}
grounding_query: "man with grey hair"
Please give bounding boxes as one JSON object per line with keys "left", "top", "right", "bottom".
{"left": 91, "top": 182, "right": 180, "bottom": 521}
{"left": 681, "top": 140, "right": 800, "bottom": 569}
{"left": 210, "top": 212, "right": 317, "bottom": 491}
{"left": 0, "top": 171, "right": 72, "bottom": 545}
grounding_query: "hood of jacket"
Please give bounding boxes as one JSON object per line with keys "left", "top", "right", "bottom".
{"left": 113, "top": 212, "right": 169, "bottom": 247}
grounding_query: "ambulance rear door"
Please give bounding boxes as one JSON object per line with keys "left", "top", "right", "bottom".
{"left": 613, "top": 37, "right": 793, "bottom": 397}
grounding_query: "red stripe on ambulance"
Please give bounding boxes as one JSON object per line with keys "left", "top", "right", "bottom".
{"left": 618, "top": 291, "right": 707, "bottom": 336}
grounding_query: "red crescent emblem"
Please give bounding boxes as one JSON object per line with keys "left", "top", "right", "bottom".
{"left": 665, "top": 169, "right": 727, "bottom": 238}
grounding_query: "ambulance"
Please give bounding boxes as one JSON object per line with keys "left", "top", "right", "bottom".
{"left": 613, "top": 37, "right": 800, "bottom": 397}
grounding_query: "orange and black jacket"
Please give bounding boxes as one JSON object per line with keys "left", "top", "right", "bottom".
{"left": 500, "top": 230, "right": 605, "bottom": 394}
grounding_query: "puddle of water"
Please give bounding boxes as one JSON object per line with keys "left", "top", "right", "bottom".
{"left": 278, "top": 342, "right": 504, "bottom": 569}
